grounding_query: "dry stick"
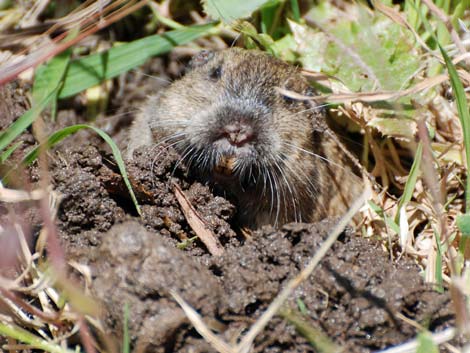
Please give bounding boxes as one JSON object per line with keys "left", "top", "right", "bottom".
{"left": 277, "top": 74, "right": 449, "bottom": 104}
{"left": 372, "top": 0, "right": 433, "bottom": 55}
{"left": 173, "top": 183, "right": 224, "bottom": 256}
{"left": 0, "top": 187, "right": 47, "bottom": 202}
{"left": 0, "top": 0, "right": 147, "bottom": 85}
{"left": 171, "top": 291, "right": 235, "bottom": 353}
{"left": 376, "top": 327, "right": 456, "bottom": 353}
{"left": 236, "top": 187, "right": 371, "bottom": 353}
{"left": 417, "top": 120, "right": 470, "bottom": 335}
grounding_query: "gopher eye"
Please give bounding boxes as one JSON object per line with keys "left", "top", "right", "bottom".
{"left": 209, "top": 66, "right": 222, "bottom": 80}
{"left": 282, "top": 94, "right": 295, "bottom": 104}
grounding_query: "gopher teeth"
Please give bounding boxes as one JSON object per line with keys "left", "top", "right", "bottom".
{"left": 215, "top": 156, "right": 236, "bottom": 175}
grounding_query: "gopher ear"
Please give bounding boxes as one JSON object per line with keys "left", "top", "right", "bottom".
{"left": 188, "top": 50, "right": 215, "bottom": 70}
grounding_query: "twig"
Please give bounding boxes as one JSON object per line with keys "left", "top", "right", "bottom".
{"left": 170, "top": 291, "right": 235, "bottom": 353}
{"left": 376, "top": 327, "right": 456, "bottom": 353}
{"left": 173, "top": 183, "right": 224, "bottom": 256}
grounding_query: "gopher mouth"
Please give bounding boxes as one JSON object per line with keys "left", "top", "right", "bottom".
{"left": 214, "top": 155, "right": 236, "bottom": 176}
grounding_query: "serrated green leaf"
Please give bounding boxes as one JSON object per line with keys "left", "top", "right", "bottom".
{"left": 270, "top": 34, "right": 297, "bottom": 62}
{"left": 288, "top": 19, "right": 328, "bottom": 71}
{"left": 202, "top": 0, "right": 272, "bottom": 23}
{"left": 305, "top": 3, "right": 420, "bottom": 92}
{"left": 367, "top": 117, "right": 416, "bottom": 139}
{"left": 22, "top": 124, "right": 141, "bottom": 216}
{"left": 58, "top": 23, "right": 215, "bottom": 99}
{"left": 416, "top": 331, "right": 439, "bottom": 353}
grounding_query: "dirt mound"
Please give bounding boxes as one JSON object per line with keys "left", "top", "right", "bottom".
{"left": 47, "top": 142, "right": 454, "bottom": 352}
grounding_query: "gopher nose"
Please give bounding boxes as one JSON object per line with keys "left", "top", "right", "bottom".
{"left": 222, "top": 122, "right": 254, "bottom": 147}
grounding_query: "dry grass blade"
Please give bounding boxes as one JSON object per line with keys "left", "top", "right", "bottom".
{"left": 372, "top": 0, "right": 432, "bottom": 54}
{"left": 173, "top": 183, "right": 224, "bottom": 256}
{"left": 236, "top": 186, "right": 372, "bottom": 353}
{"left": 0, "top": 187, "right": 47, "bottom": 202}
{"left": 278, "top": 74, "right": 448, "bottom": 104}
{"left": 170, "top": 290, "right": 235, "bottom": 353}
{"left": 0, "top": 0, "right": 147, "bottom": 85}
{"left": 376, "top": 327, "right": 456, "bottom": 353}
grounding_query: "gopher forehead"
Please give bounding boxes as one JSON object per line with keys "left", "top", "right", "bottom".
{"left": 217, "top": 49, "right": 298, "bottom": 84}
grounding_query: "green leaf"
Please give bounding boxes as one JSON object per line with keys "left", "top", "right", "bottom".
{"left": 0, "top": 322, "right": 77, "bottom": 353}
{"left": 33, "top": 49, "right": 71, "bottom": 119}
{"left": 290, "top": 0, "right": 301, "bottom": 22}
{"left": 0, "top": 141, "right": 22, "bottom": 163}
{"left": 296, "top": 298, "right": 308, "bottom": 315}
{"left": 367, "top": 117, "right": 416, "bottom": 140}
{"left": 416, "top": 331, "right": 439, "bottom": 353}
{"left": 396, "top": 142, "right": 422, "bottom": 223}
{"left": 457, "top": 214, "right": 470, "bottom": 237}
{"left": 433, "top": 229, "right": 444, "bottom": 292}
{"left": 439, "top": 44, "right": 470, "bottom": 212}
{"left": 0, "top": 88, "right": 57, "bottom": 153}
{"left": 22, "top": 124, "right": 141, "bottom": 216}
{"left": 304, "top": 3, "right": 420, "bottom": 92}
{"left": 236, "top": 21, "right": 275, "bottom": 53}
{"left": 368, "top": 200, "right": 400, "bottom": 234}
{"left": 202, "top": 0, "right": 272, "bottom": 23}
{"left": 281, "top": 309, "right": 340, "bottom": 353}
{"left": 58, "top": 23, "right": 215, "bottom": 99}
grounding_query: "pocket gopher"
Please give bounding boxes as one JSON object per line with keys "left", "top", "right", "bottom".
{"left": 128, "top": 48, "right": 363, "bottom": 228}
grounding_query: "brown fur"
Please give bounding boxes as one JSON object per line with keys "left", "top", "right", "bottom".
{"left": 128, "top": 48, "right": 363, "bottom": 228}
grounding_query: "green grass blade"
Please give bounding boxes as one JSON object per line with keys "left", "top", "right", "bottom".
{"left": 368, "top": 200, "right": 400, "bottom": 234}
{"left": 416, "top": 331, "right": 439, "bottom": 353}
{"left": 395, "top": 142, "right": 423, "bottom": 223}
{"left": 58, "top": 23, "right": 215, "bottom": 99}
{"left": 32, "top": 49, "right": 71, "bottom": 119}
{"left": 290, "top": 0, "right": 300, "bottom": 22}
{"left": 280, "top": 309, "right": 340, "bottom": 353}
{"left": 0, "top": 141, "right": 22, "bottom": 163}
{"left": 433, "top": 229, "right": 444, "bottom": 292}
{"left": 0, "top": 88, "right": 57, "bottom": 152}
{"left": 123, "top": 303, "right": 130, "bottom": 353}
{"left": 23, "top": 124, "right": 141, "bottom": 215}
{"left": 439, "top": 44, "right": 470, "bottom": 212}
{"left": 0, "top": 322, "right": 78, "bottom": 353}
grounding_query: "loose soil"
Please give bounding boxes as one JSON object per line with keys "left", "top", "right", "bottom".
{"left": 0, "top": 63, "right": 457, "bottom": 352}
